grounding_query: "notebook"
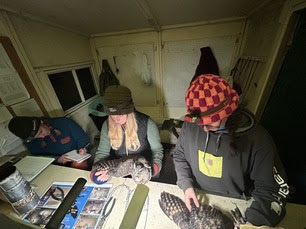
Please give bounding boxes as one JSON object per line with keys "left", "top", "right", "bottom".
{"left": 15, "top": 156, "right": 55, "bottom": 182}
{"left": 65, "top": 149, "right": 91, "bottom": 163}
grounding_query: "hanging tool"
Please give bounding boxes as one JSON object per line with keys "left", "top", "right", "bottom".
{"left": 113, "top": 56, "right": 120, "bottom": 75}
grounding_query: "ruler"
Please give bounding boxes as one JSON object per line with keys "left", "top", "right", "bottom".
{"left": 119, "top": 184, "right": 149, "bottom": 229}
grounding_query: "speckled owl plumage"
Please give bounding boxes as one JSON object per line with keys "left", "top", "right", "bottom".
{"left": 159, "top": 192, "right": 246, "bottom": 229}
{"left": 94, "top": 156, "right": 152, "bottom": 184}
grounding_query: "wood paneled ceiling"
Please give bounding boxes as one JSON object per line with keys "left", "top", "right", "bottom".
{"left": 0, "top": 0, "right": 269, "bottom": 36}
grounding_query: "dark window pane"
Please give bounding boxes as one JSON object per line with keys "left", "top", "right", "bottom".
{"left": 48, "top": 71, "right": 81, "bottom": 111}
{"left": 76, "top": 68, "right": 97, "bottom": 100}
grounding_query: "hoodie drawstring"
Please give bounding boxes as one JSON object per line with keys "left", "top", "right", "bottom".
{"left": 204, "top": 131, "right": 223, "bottom": 156}
{"left": 203, "top": 132, "right": 210, "bottom": 163}
{"left": 204, "top": 131, "right": 210, "bottom": 152}
{"left": 216, "top": 133, "right": 223, "bottom": 154}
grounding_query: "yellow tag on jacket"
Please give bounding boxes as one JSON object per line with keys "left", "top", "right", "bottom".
{"left": 198, "top": 150, "right": 223, "bottom": 178}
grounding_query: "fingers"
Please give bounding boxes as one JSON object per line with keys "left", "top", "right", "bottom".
{"left": 95, "top": 170, "right": 108, "bottom": 176}
{"left": 58, "top": 155, "right": 72, "bottom": 164}
{"left": 79, "top": 148, "right": 87, "bottom": 155}
{"left": 95, "top": 170, "right": 109, "bottom": 181}
{"left": 185, "top": 198, "right": 192, "bottom": 212}
{"left": 184, "top": 187, "right": 200, "bottom": 211}
{"left": 193, "top": 195, "right": 200, "bottom": 208}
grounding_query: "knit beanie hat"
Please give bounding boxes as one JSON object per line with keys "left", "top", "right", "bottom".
{"left": 8, "top": 116, "right": 41, "bottom": 140}
{"left": 185, "top": 74, "right": 239, "bottom": 125}
{"left": 103, "top": 85, "right": 134, "bottom": 115}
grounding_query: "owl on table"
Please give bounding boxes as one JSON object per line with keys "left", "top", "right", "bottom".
{"left": 159, "top": 191, "right": 246, "bottom": 229}
{"left": 93, "top": 156, "right": 152, "bottom": 184}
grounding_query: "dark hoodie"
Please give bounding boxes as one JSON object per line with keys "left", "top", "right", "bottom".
{"left": 173, "top": 109, "right": 289, "bottom": 226}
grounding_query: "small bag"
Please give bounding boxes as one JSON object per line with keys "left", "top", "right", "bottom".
{"left": 99, "top": 59, "right": 120, "bottom": 96}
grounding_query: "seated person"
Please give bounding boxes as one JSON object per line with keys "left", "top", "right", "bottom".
{"left": 92, "top": 85, "right": 163, "bottom": 182}
{"left": 173, "top": 74, "right": 289, "bottom": 226}
{"left": 8, "top": 116, "right": 90, "bottom": 169}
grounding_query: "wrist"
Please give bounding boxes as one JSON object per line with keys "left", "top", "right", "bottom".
{"left": 152, "top": 163, "right": 160, "bottom": 176}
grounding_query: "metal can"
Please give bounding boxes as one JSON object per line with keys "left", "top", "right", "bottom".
{"left": 0, "top": 163, "right": 40, "bottom": 215}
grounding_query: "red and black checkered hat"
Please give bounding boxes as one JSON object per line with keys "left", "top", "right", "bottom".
{"left": 185, "top": 74, "right": 239, "bottom": 125}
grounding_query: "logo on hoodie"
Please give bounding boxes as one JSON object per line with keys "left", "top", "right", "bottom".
{"left": 273, "top": 166, "right": 289, "bottom": 199}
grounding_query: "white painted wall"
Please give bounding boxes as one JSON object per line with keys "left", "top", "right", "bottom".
{"left": 91, "top": 20, "right": 245, "bottom": 125}
{"left": 7, "top": 13, "right": 93, "bottom": 68}
{"left": 0, "top": 0, "right": 303, "bottom": 148}
{"left": 0, "top": 11, "right": 99, "bottom": 146}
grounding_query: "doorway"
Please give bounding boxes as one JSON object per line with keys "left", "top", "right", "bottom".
{"left": 260, "top": 9, "right": 306, "bottom": 204}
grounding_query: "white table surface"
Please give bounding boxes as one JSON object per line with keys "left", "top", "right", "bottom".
{"left": 0, "top": 164, "right": 305, "bottom": 228}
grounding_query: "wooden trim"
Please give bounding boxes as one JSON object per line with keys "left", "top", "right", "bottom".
{"left": 0, "top": 36, "right": 48, "bottom": 116}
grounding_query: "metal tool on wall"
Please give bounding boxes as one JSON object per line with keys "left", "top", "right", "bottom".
{"left": 113, "top": 56, "right": 120, "bottom": 75}
{"left": 230, "top": 57, "right": 260, "bottom": 103}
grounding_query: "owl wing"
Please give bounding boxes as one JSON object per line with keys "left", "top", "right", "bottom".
{"left": 94, "top": 156, "right": 152, "bottom": 184}
{"left": 190, "top": 203, "right": 234, "bottom": 229}
{"left": 94, "top": 157, "right": 134, "bottom": 177}
{"left": 159, "top": 192, "right": 191, "bottom": 229}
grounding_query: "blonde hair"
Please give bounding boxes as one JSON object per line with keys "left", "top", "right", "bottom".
{"left": 108, "top": 113, "right": 140, "bottom": 152}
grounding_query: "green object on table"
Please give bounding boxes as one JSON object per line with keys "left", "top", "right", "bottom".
{"left": 119, "top": 184, "right": 149, "bottom": 229}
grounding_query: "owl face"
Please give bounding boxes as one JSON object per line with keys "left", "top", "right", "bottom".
{"left": 131, "top": 157, "right": 152, "bottom": 184}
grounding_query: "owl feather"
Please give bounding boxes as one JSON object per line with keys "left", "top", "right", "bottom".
{"left": 94, "top": 156, "right": 152, "bottom": 184}
{"left": 159, "top": 192, "right": 245, "bottom": 229}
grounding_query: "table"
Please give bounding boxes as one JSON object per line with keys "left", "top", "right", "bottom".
{"left": 0, "top": 165, "right": 305, "bottom": 228}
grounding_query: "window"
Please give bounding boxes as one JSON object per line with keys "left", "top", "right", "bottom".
{"left": 48, "top": 66, "right": 97, "bottom": 111}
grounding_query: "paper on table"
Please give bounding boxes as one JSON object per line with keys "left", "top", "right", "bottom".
{"left": 15, "top": 156, "right": 55, "bottom": 182}
{"left": 65, "top": 149, "right": 91, "bottom": 163}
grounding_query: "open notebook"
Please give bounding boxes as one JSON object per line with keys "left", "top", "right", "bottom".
{"left": 65, "top": 149, "right": 91, "bottom": 163}
{"left": 15, "top": 156, "right": 55, "bottom": 182}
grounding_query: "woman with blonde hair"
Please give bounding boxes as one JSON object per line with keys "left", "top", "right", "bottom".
{"left": 92, "top": 85, "right": 163, "bottom": 182}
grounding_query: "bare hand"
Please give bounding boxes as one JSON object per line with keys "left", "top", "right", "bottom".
{"left": 95, "top": 170, "right": 110, "bottom": 182}
{"left": 78, "top": 148, "right": 87, "bottom": 155}
{"left": 184, "top": 187, "right": 200, "bottom": 211}
{"left": 57, "top": 155, "right": 72, "bottom": 164}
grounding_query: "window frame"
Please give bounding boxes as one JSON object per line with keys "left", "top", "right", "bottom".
{"left": 46, "top": 64, "right": 98, "bottom": 114}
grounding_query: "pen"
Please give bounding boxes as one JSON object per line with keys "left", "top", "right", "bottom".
{"left": 77, "top": 143, "right": 90, "bottom": 153}
{"left": 83, "top": 143, "right": 90, "bottom": 150}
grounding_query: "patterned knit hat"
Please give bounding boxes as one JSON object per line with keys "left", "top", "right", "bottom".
{"left": 185, "top": 74, "right": 239, "bottom": 125}
{"left": 103, "top": 85, "right": 134, "bottom": 115}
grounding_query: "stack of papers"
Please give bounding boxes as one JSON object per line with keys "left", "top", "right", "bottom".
{"left": 65, "top": 150, "right": 91, "bottom": 163}
{"left": 15, "top": 156, "right": 54, "bottom": 181}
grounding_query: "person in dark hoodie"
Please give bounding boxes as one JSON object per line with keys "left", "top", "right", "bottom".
{"left": 173, "top": 74, "right": 289, "bottom": 227}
